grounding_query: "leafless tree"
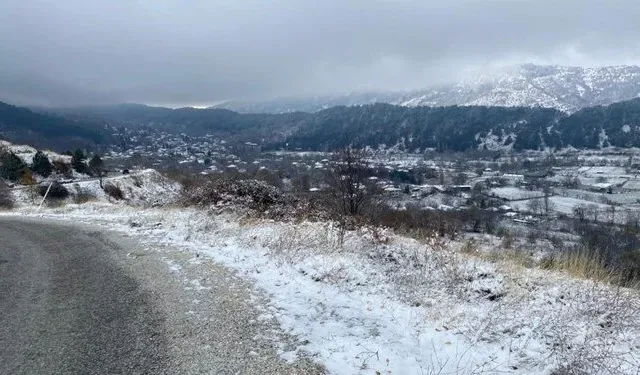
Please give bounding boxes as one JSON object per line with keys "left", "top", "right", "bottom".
{"left": 325, "top": 147, "right": 377, "bottom": 218}
{"left": 527, "top": 198, "right": 542, "bottom": 215}
{"left": 587, "top": 204, "right": 600, "bottom": 223}
{"left": 543, "top": 185, "right": 556, "bottom": 217}
{"left": 573, "top": 204, "right": 588, "bottom": 222}
{"left": 608, "top": 203, "right": 617, "bottom": 225}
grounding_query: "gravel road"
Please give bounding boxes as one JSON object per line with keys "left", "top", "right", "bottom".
{"left": 0, "top": 217, "right": 324, "bottom": 374}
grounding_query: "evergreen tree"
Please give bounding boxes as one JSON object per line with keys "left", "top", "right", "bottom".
{"left": 71, "top": 149, "right": 87, "bottom": 174}
{"left": 31, "top": 150, "right": 53, "bottom": 177}
{"left": 88, "top": 155, "right": 104, "bottom": 176}
{"left": 88, "top": 154, "right": 106, "bottom": 187}
{"left": 52, "top": 160, "right": 73, "bottom": 178}
{"left": 0, "top": 152, "right": 28, "bottom": 182}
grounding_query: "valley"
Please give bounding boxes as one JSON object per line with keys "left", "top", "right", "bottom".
{"left": 5, "top": 2, "right": 640, "bottom": 374}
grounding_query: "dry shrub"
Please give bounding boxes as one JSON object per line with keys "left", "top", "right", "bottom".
{"left": 363, "top": 204, "right": 500, "bottom": 242}
{"left": 546, "top": 285, "right": 640, "bottom": 375}
{"left": 104, "top": 183, "right": 125, "bottom": 200}
{"left": 163, "top": 168, "right": 200, "bottom": 187}
{"left": 501, "top": 230, "right": 515, "bottom": 249}
{"left": 38, "top": 182, "right": 69, "bottom": 199}
{"left": 460, "top": 238, "right": 478, "bottom": 254}
{"left": 557, "top": 224, "right": 640, "bottom": 287}
{"left": 618, "top": 251, "right": 640, "bottom": 284}
{"left": 554, "top": 247, "right": 619, "bottom": 285}
{"left": 365, "top": 204, "right": 456, "bottom": 240}
{"left": 131, "top": 174, "right": 143, "bottom": 188}
{"left": 73, "top": 185, "right": 97, "bottom": 204}
{"left": 0, "top": 180, "right": 13, "bottom": 209}
{"left": 489, "top": 248, "right": 536, "bottom": 268}
{"left": 539, "top": 254, "right": 556, "bottom": 270}
{"left": 45, "top": 198, "right": 66, "bottom": 208}
{"left": 180, "top": 176, "right": 284, "bottom": 211}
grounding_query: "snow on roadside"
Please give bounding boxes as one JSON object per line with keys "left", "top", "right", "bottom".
{"left": 4, "top": 203, "right": 640, "bottom": 374}
{"left": 11, "top": 169, "right": 180, "bottom": 207}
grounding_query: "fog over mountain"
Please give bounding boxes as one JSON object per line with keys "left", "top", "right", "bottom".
{"left": 2, "top": 0, "right": 640, "bottom": 107}
{"left": 215, "top": 64, "right": 640, "bottom": 113}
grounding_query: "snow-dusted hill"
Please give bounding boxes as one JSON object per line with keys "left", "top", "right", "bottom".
{"left": 0, "top": 139, "right": 71, "bottom": 165}
{"left": 215, "top": 64, "right": 640, "bottom": 114}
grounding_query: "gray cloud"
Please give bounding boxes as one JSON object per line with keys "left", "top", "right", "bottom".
{"left": 1, "top": 0, "right": 640, "bottom": 107}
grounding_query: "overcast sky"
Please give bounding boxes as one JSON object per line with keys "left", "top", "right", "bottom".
{"left": 2, "top": 0, "right": 640, "bottom": 107}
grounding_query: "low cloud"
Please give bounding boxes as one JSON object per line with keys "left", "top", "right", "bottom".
{"left": 2, "top": 0, "right": 640, "bottom": 106}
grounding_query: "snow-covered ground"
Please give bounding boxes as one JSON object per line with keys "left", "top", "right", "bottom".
{"left": 12, "top": 169, "right": 180, "bottom": 207}
{"left": 490, "top": 187, "right": 544, "bottom": 201}
{"left": 0, "top": 139, "right": 71, "bottom": 164}
{"left": 3, "top": 175, "right": 640, "bottom": 374}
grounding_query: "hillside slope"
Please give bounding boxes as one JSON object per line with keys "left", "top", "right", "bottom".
{"left": 39, "top": 97, "right": 640, "bottom": 152}
{"left": 280, "top": 98, "right": 640, "bottom": 151}
{"left": 0, "top": 101, "right": 107, "bottom": 151}
{"left": 6, "top": 190, "right": 640, "bottom": 374}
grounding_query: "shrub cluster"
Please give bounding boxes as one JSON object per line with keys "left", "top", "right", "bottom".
{"left": 104, "top": 183, "right": 125, "bottom": 200}
{"left": 181, "top": 176, "right": 285, "bottom": 211}
{"left": 0, "top": 180, "right": 13, "bottom": 209}
{"left": 72, "top": 185, "right": 97, "bottom": 204}
{"left": 363, "top": 203, "right": 499, "bottom": 240}
{"left": 544, "top": 222, "right": 640, "bottom": 287}
{"left": 38, "top": 182, "right": 69, "bottom": 199}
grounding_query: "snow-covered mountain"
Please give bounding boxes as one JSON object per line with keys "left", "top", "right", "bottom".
{"left": 215, "top": 64, "right": 640, "bottom": 114}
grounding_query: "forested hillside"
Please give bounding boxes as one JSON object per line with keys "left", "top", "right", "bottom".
{"left": 279, "top": 99, "right": 640, "bottom": 151}
{"left": 278, "top": 103, "right": 564, "bottom": 151}
{"left": 49, "top": 104, "right": 312, "bottom": 141}
{"left": 0, "top": 101, "right": 107, "bottom": 151}
{"left": 29, "top": 98, "right": 640, "bottom": 152}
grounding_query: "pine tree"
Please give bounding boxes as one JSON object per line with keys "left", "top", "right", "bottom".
{"left": 71, "top": 149, "right": 87, "bottom": 174}
{"left": 31, "top": 150, "right": 53, "bottom": 177}
{"left": 0, "top": 151, "right": 28, "bottom": 182}
{"left": 88, "top": 155, "right": 106, "bottom": 187}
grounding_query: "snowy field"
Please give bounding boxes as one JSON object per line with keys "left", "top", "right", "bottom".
{"left": 3, "top": 175, "right": 640, "bottom": 374}
{"left": 490, "top": 187, "right": 544, "bottom": 201}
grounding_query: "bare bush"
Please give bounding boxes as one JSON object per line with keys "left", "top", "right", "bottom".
{"left": 0, "top": 180, "right": 13, "bottom": 209}
{"left": 104, "top": 183, "right": 125, "bottom": 200}
{"left": 325, "top": 147, "right": 378, "bottom": 218}
{"left": 181, "top": 175, "right": 285, "bottom": 211}
{"left": 38, "top": 182, "right": 69, "bottom": 200}
{"left": 363, "top": 203, "right": 501, "bottom": 242}
{"left": 131, "top": 174, "right": 144, "bottom": 188}
{"left": 501, "top": 230, "right": 515, "bottom": 249}
{"left": 73, "top": 185, "right": 97, "bottom": 204}
{"left": 527, "top": 198, "right": 543, "bottom": 215}
{"left": 573, "top": 204, "right": 588, "bottom": 222}
{"left": 52, "top": 160, "right": 73, "bottom": 178}
{"left": 546, "top": 286, "right": 640, "bottom": 375}
{"left": 551, "top": 223, "right": 640, "bottom": 286}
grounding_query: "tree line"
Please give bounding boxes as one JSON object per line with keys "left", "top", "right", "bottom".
{"left": 0, "top": 148, "right": 106, "bottom": 184}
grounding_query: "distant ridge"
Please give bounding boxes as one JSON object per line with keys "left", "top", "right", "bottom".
{"left": 41, "top": 97, "right": 640, "bottom": 152}
{"left": 212, "top": 64, "right": 640, "bottom": 114}
{"left": 0, "top": 101, "right": 107, "bottom": 151}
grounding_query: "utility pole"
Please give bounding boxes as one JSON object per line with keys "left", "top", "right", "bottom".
{"left": 38, "top": 181, "right": 53, "bottom": 210}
